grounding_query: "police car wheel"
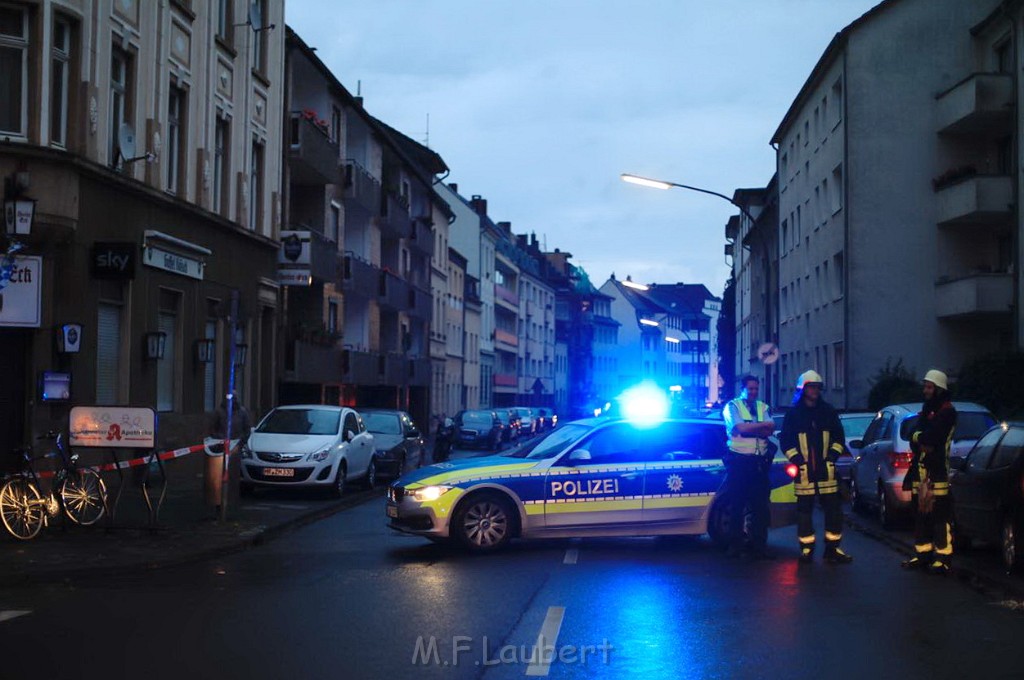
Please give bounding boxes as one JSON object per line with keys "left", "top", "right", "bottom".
{"left": 453, "top": 493, "right": 515, "bottom": 552}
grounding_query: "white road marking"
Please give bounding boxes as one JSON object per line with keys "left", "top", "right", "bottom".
{"left": 0, "top": 611, "right": 31, "bottom": 624}
{"left": 563, "top": 548, "right": 578, "bottom": 565}
{"left": 526, "top": 606, "right": 565, "bottom": 677}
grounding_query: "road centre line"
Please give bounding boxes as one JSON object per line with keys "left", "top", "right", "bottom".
{"left": 563, "top": 548, "right": 578, "bottom": 565}
{"left": 0, "top": 611, "right": 31, "bottom": 624}
{"left": 526, "top": 606, "right": 566, "bottom": 677}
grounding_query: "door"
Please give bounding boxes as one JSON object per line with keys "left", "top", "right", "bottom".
{"left": 543, "top": 422, "right": 645, "bottom": 528}
{"left": 977, "top": 428, "right": 1021, "bottom": 540}
{"left": 853, "top": 413, "right": 883, "bottom": 499}
{"left": 343, "top": 410, "right": 372, "bottom": 474}
{"left": 859, "top": 413, "right": 893, "bottom": 503}
{"left": 643, "top": 421, "right": 726, "bottom": 527}
{"left": 954, "top": 428, "right": 1003, "bottom": 539}
{"left": 401, "top": 412, "right": 423, "bottom": 467}
{"left": 0, "top": 331, "right": 27, "bottom": 474}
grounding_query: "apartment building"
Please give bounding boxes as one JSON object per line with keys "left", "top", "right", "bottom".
{"left": 513, "top": 233, "right": 556, "bottom": 410}
{"left": 771, "top": 0, "right": 1005, "bottom": 409}
{"left": 0, "top": 0, "right": 285, "bottom": 457}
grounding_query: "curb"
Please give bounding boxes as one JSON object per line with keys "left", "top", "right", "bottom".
{"left": 0, "top": 488, "right": 385, "bottom": 588}
{"left": 844, "top": 510, "right": 1024, "bottom": 603}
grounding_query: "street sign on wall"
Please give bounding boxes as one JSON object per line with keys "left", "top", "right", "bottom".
{"left": 0, "top": 255, "right": 42, "bottom": 327}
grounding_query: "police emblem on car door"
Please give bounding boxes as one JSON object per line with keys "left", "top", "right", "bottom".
{"left": 543, "top": 423, "right": 645, "bottom": 527}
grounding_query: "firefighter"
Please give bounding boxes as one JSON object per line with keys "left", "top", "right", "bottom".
{"left": 780, "top": 370, "right": 852, "bottom": 564}
{"left": 720, "top": 375, "right": 776, "bottom": 558}
{"left": 901, "top": 369, "right": 957, "bottom": 575}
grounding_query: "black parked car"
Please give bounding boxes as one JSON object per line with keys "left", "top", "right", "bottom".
{"left": 950, "top": 423, "right": 1024, "bottom": 571}
{"left": 454, "top": 410, "right": 504, "bottom": 451}
{"left": 360, "top": 409, "right": 425, "bottom": 478}
{"left": 495, "top": 409, "right": 521, "bottom": 443}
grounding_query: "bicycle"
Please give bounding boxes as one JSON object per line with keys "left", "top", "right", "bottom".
{"left": 0, "top": 431, "right": 108, "bottom": 540}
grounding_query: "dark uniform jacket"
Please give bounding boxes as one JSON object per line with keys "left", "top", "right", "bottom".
{"left": 903, "top": 398, "right": 957, "bottom": 494}
{"left": 780, "top": 398, "right": 846, "bottom": 496}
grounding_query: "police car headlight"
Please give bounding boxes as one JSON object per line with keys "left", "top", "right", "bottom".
{"left": 306, "top": 447, "right": 332, "bottom": 462}
{"left": 409, "top": 485, "right": 453, "bottom": 502}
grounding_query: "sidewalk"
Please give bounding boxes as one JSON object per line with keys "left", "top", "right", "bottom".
{"left": 845, "top": 508, "right": 1024, "bottom": 602}
{"left": 0, "top": 456, "right": 384, "bottom": 586}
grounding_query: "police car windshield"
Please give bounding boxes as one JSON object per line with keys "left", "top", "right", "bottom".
{"left": 512, "top": 425, "right": 592, "bottom": 459}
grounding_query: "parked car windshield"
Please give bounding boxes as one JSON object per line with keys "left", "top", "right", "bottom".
{"left": 362, "top": 412, "right": 402, "bottom": 435}
{"left": 899, "top": 411, "right": 996, "bottom": 442}
{"left": 256, "top": 408, "right": 340, "bottom": 435}
{"left": 840, "top": 415, "right": 874, "bottom": 438}
{"left": 496, "top": 411, "right": 513, "bottom": 424}
{"left": 460, "top": 411, "right": 493, "bottom": 425}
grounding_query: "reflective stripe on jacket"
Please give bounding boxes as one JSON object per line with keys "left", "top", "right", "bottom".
{"left": 780, "top": 400, "right": 846, "bottom": 496}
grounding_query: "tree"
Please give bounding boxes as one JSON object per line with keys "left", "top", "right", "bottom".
{"left": 954, "top": 351, "right": 1024, "bottom": 420}
{"left": 867, "top": 359, "right": 919, "bottom": 411}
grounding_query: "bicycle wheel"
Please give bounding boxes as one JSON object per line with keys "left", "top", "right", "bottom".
{"left": 60, "top": 469, "right": 107, "bottom": 526}
{"left": 0, "top": 477, "right": 45, "bottom": 540}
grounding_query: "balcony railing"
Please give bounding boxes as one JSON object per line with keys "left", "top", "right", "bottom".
{"left": 408, "top": 285, "right": 432, "bottom": 320}
{"left": 935, "top": 273, "right": 1012, "bottom": 318}
{"left": 289, "top": 112, "right": 340, "bottom": 185}
{"left": 407, "top": 358, "right": 431, "bottom": 386}
{"left": 494, "top": 283, "right": 519, "bottom": 308}
{"left": 493, "top": 373, "right": 517, "bottom": 388}
{"left": 936, "top": 73, "right": 1013, "bottom": 137}
{"left": 342, "top": 349, "right": 380, "bottom": 385}
{"left": 494, "top": 329, "right": 519, "bottom": 348}
{"left": 935, "top": 174, "right": 1013, "bottom": 227}
{"left": 379, "top": 192, "right": 412, "bottom": 239}
{"left": 289, "top": 340, "right": 344, "bottom": 384}
{"left": 343, "top": 159, "right": 381, "bottom": 216}
{"left": 379, "top": 270, "right": 411, "bottom": 310}
{"left": 342, "top": 252, "right": 380, "bottom": 298}
{"left": 408, "top": 216, "right": 434, "bottom": 256}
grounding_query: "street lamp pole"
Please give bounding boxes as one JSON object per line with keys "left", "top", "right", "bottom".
{"left": 621, "top": 173, "right": 758, "bottom": 225}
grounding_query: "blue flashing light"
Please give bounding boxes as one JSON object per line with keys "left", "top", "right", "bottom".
{"left": 618, "top": 382, "right": 669, "bottom": 427}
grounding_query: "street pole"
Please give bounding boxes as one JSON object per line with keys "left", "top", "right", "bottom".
{"left": 221, "top": 289, "right": 239, "bottom": 523}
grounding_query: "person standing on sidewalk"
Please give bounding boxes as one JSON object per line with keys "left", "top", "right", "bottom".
{"left": 901, "top": 369, "right": 958, "bottom": 575}
{"left": 720, "top": 375, "right": 776, "bottom": 558}
{"left": 780, "top": 370, "right": 852, "bottom": 564}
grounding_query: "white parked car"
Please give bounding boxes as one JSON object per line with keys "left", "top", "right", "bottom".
{"left": 241, "top": 405, "right": 376, "bottom": 497}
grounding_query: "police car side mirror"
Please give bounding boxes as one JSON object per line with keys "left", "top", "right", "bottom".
{"left": 849, "top": 440, "right": 864, "bottom": 450}
{"left": 569, "top": 450, "right": 592, "bottom": 463}
{"left": 950, "top": 456, "right": 967, "bottom": 472}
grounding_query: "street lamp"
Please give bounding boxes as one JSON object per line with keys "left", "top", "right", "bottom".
{"left": 620, "top": 173, "right": 757, "bottom": 224}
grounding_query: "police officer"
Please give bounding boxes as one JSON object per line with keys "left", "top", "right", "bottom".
{"left": 780, "top": 370, "right": 852, "bottom": 564}
{"left": 721, "top": 375, "right": 776, "bottom": 558}
{"left": 901, "top": 369, "right": 957, "bottom": 575}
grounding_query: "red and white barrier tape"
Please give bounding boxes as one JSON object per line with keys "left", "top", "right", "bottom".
{"left": 34, "top": 443, "right": 207, "bottom": 479}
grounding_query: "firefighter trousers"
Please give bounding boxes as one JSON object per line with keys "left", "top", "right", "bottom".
{"left": 721, "top": 453, "right": 770, "bottom": 551}
{"left": 796, "top": 492, "right": 843, "bottom": 552}
{"left": 912, "top": 493, "right": 952, "bottom": 565}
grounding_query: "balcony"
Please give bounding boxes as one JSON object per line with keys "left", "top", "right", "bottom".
{"left": 407, "top": 357, "right": 431, "bottom": 387}
{"left": 289, "top": 112, "right": 340, "bottom": 185}
{"left": 408, "top": 285, "right": 432, "bottom": 320}
{"left": 383, "top": 353, "right": 406, "bottom": 385}
{"left": 280, "top": 228, "right": 340, "bottom": 283}
{"left": 289, "top": 340, "right": 344, "bottom": 384}
{"left": 342, "top": 349, "right": 380, "bottom": 385}
{"left": 493, "top": 373, "right": 517, "bottom": 389}
{"left": 494, "top": 283, "right": 519, "bottom": 311}
{"left": 342, "top": 252, "right": 380, "bottom": 299}
{"left": 936, "top": 73, "right": 1013, "bottom": 137}
{"left": 494, "top": 329, "right": 519, "bottom": 349}
{"left": 408, "top": 216, "right": 434, "bottom": 256}
{"left": 342, "top": 160, "right": 381, "bottom": 217}
{"left": 379, "top": 192, "right": 412, "bottom": 239}
{"left": 379, "top": 270, "right": 411, "bottom": 311}
{"left": 935, "top": 175, "right": 1012, "bottom": 227}
{"left": 935, "top": 273, "right": 1012, "bottom": 318}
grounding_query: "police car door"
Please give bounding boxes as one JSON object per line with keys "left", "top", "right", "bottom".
{"left": 643, "top": 421, "right": 723, "bottom": 527}
{"left": 544, "top": 422, "right": 645, "bottom": 527}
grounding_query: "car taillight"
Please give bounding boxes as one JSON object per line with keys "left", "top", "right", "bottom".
{"left": 785, "top": 464, "right": 799, "bottom": 479}
{"left": 888, "top": 452, "right": 913, "bottom": 470}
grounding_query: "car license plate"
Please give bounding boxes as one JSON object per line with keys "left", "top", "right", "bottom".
{"left": 386, "top": 505, "right": 398, "bottom": 518}
{"left": 264, "top": 467, "right": 295, "bottom": 478}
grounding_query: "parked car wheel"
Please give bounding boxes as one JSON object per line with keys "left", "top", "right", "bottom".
{"left": 1002, "top": 514, "right": 1021, "bottom": 573}
{"left": 332, "top": 462, "right": 348, "bottom": 499}
{"left": 878, "top": 482, "right": 893, "bottom": 530}
{"left": 452, "top": 492, "right": 515, "bottom": 552}
{"left": 364, "top": 456, "right": 379, "bottom": 489}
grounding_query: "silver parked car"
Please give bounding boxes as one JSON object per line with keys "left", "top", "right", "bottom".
{"left": 849, "top": 402, "right": 996, "bottom": 528}
{"left": 360, "top": 409, "right": 425, "bottom": 479}
{"left": 837, "top": 412, "right": 875, "bottom": 483}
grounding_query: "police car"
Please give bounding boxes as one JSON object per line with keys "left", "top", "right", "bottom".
{"left": 386, "top": 416, "right": 798, "bottom": 552}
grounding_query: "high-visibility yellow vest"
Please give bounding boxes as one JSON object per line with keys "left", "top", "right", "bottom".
{"left": 727, "top": 399, "right": 771, "bottom": 455}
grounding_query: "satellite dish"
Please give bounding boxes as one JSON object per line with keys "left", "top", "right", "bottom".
{"left": 118, "top": 123, "right": 136, "bottom": 160}
{"left": 758, "top": 342, "right": 779, "bottom": 365}
{"left": 248, "top": 2, "right": 262, "bottom": 29}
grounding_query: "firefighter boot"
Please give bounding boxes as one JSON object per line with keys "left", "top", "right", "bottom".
{"left": 824, "top": 547, "right": 853, "bottom": 564}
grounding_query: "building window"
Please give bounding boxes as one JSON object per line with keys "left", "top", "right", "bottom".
{"left": 203, "top": 318, "right": 217, "bottom": 412}
{"left": 831, "top": 164, "right": 843, "bottom": 214}
{"left": 331, "top": 105, "right": 341, "bottom": 143}
{"left": 97, "top": 282, "right": 125, "bottom": 405}
{"left": 51, "top": 17, "right": 71, "bottom": 147}
{"left": 328, "top": 301, "right": 339, "bottom": 334}
{"left": 214, "top": 117, "right": 229, "bottom": 216}
{"left": 249, "top": 139, "right": 264, "bottom": 231}
{"left": 251, "top": 0, "right": 267, "bottom": 73}
{"left": 0, "top": 5, "right": 28, "bottom": 137}
{"left": 996, "top": 39, "right": 1012, "bottom": 74}
{"left": 328, "top": 201, "right": 341, "bottom": 242}
{"left": 157, "top": 290, "right": 181, "bottom": 413}
{"left": 833, "top": 252, "right": 845, "bottom": 300}
{"left": 833, "top": 342, "right": 845, "bottom": 389}
{"left": 216, "top": 0, "right": 232, "bottom": 42}
{"left": 110, "top": 45, "right": 132, "bottom": 165}
{"left": 166, "top": 83, "right": 187, "bottom": 194}
{"left": 831, "top": 77, "right": 843, "bottom": 128}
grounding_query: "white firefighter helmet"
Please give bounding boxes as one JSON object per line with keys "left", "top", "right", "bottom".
{"left": 922, "top": 369, "right": 948, "bottom": 391}
{"left": 796, "top": 370, "right": 824, "bottom": 391}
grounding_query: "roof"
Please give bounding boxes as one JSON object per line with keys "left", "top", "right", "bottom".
{"left": 770, "top": 0, "right": 903, "bottom": 144}
{"left": 646, "top": 283, "right": 720, "bottom": 315}
{"left": 972, "top": 0, "right": 1021, "bottom": 36}
{"left": 371, "top": 117, "right": 449, "bottom": 176}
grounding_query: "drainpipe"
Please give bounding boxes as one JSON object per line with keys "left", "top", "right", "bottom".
{"left": 1008, "top": 6, "right": 1021, "bottom": 350}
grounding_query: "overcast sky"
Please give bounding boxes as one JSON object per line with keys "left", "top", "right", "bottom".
{"left": 287, "top": 0, "right": 881, "bottom": 297}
